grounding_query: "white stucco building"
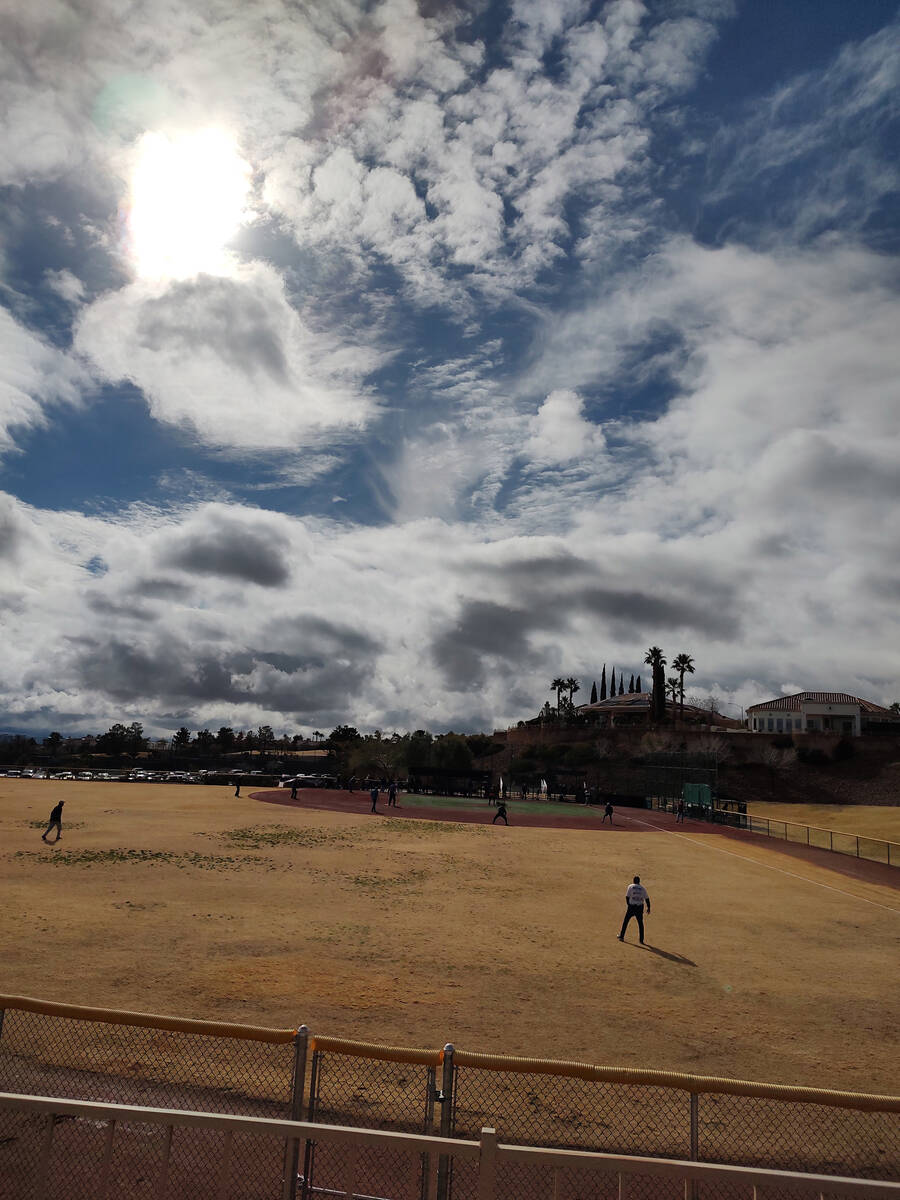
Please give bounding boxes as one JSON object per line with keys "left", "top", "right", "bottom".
{"left": 746, "top": 692, "right": 895, "bottom": 736}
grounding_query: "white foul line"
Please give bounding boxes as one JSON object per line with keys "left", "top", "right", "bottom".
{"left": 621, "top": 813, "right": 900, "bottom": 915}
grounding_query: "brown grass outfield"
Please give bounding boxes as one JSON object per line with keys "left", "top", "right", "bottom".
{"left": 747, "top": 802, "right": 900, "bottom": 842}
{"left": 2, "top": 779, "right": 898, "bottom": 1095}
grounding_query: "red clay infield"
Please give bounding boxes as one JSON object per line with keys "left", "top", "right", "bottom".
{"left": 253, "top": 788, "right": 899, "bottom": 891}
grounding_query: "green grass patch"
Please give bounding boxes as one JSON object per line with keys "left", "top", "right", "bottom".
{"left": 14, "top": 848, "right": 275, "bottom": 871}
{"left": 347, "top": 868, "right": 429, "bottom": 891}
{"left": 400, "top": 794, "right": 599, "bottom": 818}
{"left": 378, "top": 817, "right": 488, "bottom": 836}
{"left": 221, "top": 824, "right": 357, "bottom": 849}
{"left": 25, "top": 820, "right": 86, "bottom": 830}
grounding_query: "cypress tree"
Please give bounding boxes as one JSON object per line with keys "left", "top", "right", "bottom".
{"left": 590, "top": 680, "right": 598, "bottom": 704}
{"left": 609, "top": 668, "right": 616, "bottom": 696}
{"left": 636, "top": 675, "right": 642, "bottom": 693}
{"left": 629, "top": 673, "right": 635, "bottom": 693}
{"left": 619, "top": 676, "right": 625, "bottom": 695}
{"left": 600, "top": 666, "right": 607, "bottom": 700}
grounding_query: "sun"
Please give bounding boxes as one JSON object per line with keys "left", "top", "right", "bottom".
{"left": 128, "top": 128, "right": 252, "bottom": 280}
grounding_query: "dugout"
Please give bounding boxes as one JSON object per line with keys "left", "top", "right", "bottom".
{"left": 407, "top": 767, "right": 492, "bottom": 797}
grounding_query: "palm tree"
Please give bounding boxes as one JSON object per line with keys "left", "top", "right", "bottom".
{"left": 666, "top": 675, "right": 680, "bottom": 718}
{"left": 644, "top": 646, "right": 667, "bottom": 723}
{"left": 672, "top": 653, "right": 695, "bottom": 726}
{"left": 551, "top": 677, "right": 566, "bottom": 716}
{"left": 566, "top": 676, "right": 580, "bottom": 712}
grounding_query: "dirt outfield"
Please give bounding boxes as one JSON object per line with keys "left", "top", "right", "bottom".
{"left": 2, "top": 779, "right": 898, "bottom": 1095}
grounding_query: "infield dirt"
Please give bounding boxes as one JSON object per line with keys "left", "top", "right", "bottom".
{"left": 2, "top": 779, "right": 898, "bottom": 1094}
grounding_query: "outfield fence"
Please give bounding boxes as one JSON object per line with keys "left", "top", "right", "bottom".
{"left": 1, "top": 995, "right": 898, "bottom": 1199}
{"left": 652, "top": 801, "right": 899, "bottom": 868}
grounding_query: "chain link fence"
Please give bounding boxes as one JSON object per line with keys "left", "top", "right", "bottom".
{"left": 0, "top": 998, "right": 303, "bottom": 1199}
{"left": 1, "top": 997, "right": 897, "bottom": 1198}
{"left": 0, "top": 1004, "right": 297, "bottom": 1115}
{"left": 301, "top": 1039, "right": 441, "bottom": 1200}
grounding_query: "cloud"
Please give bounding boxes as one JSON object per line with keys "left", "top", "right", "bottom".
{"left": 702, "top": 19, "right": 900, "bottom": 244}
{"left": 74, "top": 262, "right": 383, "bottom": 449}
{"left": 0, "top": 308, "right": 88, "bottom": 454}
{"left": 1, "top": 3, "right": 899, "bottom": 741}
{"left": 43, "top": 269, "right": 86, "bottom": 303}
{"left": 525, "top": 390, "right": 607, "bottom": 465}
{"left": 158, "top": 507, "right": 293, "bottom": 587}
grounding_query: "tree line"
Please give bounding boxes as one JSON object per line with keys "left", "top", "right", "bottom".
{"left": 549, "top": 647, "right": 696, "bottom": 724}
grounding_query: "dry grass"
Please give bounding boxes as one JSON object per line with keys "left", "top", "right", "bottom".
{"left": 746, "top": 801, "right": 900, "bottom": 842}
{"left": 2, "top": 779, "right": 898, "bottom": 1094}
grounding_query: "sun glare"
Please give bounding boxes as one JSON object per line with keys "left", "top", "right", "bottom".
{"left": 128, "top": 129, "right": 252, "bottom": 280}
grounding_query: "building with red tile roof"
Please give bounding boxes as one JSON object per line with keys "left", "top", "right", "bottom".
{"left": 746, "top": 692, "right": 896, "bottom": 736}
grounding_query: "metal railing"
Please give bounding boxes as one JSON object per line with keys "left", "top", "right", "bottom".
{"left": 723, "top": 811, "right": 898, "bottom": 866}
{"left": 652, "top": 800, "right": 899, "bottom": 867}
{"left": 2, "top": 995, "right": 898, "bottom": 1194}
{"left": 3, "top": 1091, "right": 900, "bottom": 1200}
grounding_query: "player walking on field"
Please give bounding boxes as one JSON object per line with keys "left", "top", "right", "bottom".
{"left": 41, "top": 800, "right": 64, "bottom": 843}
{"left": 618, "top": 875, "right": 650, "bottom": 944}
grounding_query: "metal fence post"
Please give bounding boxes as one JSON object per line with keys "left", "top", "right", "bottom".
{"left": 687, "top": 1091, "right": 700, "bottom": 1200}
{"left": 477, "top": 1127, "right": 497, "bottom": 1200}
{"left": 436, "top": 1044, "right": 455, "bottom": 1200}
{"left": 286, "top": 1026, "right": 309, "bottom": 1200}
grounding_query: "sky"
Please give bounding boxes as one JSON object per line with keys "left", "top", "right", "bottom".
{"left": 1, "top": 0, "right": 899, "bottom": 739}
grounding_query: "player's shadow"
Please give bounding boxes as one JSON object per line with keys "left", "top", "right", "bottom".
{"left": 639, "top": 944, "right": 697, "bottom": 966}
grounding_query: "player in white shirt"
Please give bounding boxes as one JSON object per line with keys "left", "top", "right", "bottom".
{"left": 618, "top": 875, "right": 650, "bottom": 944}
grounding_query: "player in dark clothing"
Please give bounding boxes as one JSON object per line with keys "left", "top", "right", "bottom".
{"left": 602, "top": 801, "right": 614, "bottom": 824}
{"left": 387, "top": 782, "right": 398, "bottom": 807}
{"left": 42, "top": 801, "right": 64, "bottom": 843}
{"left": 492, "top": 802, "right": 508, "bottom": 825}
{"left": 370, "top": 785, "right": 380, "bottom": 813}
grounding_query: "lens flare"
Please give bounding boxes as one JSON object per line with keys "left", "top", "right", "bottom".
{"left": 128, "top": 129, "right": 251, "bottom": 280}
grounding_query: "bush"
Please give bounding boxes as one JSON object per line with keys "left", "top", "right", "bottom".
{"left": 832, "top": 738, "right": 855, "bottom": 761}
{"left": 770, "top": 735, "right": 794, "bottom": 749}
{"left": 796, "top": 746, "right": 829, "bottom": 765}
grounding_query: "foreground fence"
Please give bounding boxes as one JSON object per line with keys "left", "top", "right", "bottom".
{"left": 4, "top": 1092, "right": 900, "bottom": 1200}
{"left": 1, "top": 995, "right": 898, "bottom": 1198}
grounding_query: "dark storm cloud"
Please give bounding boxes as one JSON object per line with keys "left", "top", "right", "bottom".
{"left": 74, "top": 638, "right": 242, "bottom": 704}
{"left": 131, "top": 577, "right": 194, "bottom": 601}
{"left": 788, "top": 436, "right": 900, "bottom": 501}
{"left": 571, "top": 586, "right": 739, "bottom": 639}
{"left": 86, "top": 594, "right": 154, "bottom": 621}
{"left": 242, "top": 659, "right": 372, "bottom": 716}
{"left": 432, "top": 600, "right": 560, "bottom": 689}
{"left": 160, "top": 515, "right": 291, "bottom": 586}
{"left": 69, "top": 624, "right": 381, "bottom": 716}
{"left": 272, "top": 615, "right": 380, "bottom": 658}
{"left": 136, "top": 276, "right": 288, "bottom": 382}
